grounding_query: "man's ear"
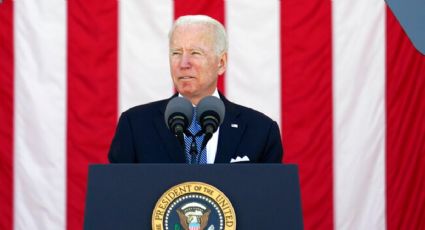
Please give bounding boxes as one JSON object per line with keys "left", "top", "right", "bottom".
{"left": 217, "top": 52, "right": 227, "bottom": 75}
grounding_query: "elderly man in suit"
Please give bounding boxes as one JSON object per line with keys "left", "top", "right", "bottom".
{"left": 108, "top": 15, "right": 283, "bottom": 164}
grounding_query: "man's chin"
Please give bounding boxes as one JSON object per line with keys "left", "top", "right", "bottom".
{"left": 176, "top": 87, "right": 196, "bottom": 96}
{"left": 178, "top": 90, "right": 204, "bottom": 102}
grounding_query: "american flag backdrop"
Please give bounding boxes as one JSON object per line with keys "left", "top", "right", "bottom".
{"left": 1, "top": 0, "right": 424, "bottom": 229}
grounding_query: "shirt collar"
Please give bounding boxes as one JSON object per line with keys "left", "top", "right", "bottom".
{"left": 178, "top": 89, "right": 220, "bottom": 106}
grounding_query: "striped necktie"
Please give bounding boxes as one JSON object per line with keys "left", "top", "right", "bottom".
{"left": 184, "top": 107, "right": 207, "bottom": 164}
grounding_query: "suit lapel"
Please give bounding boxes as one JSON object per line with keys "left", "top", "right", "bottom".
{"left": 214, "top": 95, "right": 246, "bottom": 163}
{"left": 153, "top": 96, "right": 186, "bottom": 163}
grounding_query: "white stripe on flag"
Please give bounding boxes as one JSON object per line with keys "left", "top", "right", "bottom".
{"left": 226, "top": 0, "right": 281, "bottom": 125}
{"left": 14, "top": 0, "right": 67, "bottom": 229}
{"left": 332, "top": 0, "right": 386, "bottom": 229}
{"left": 119, "top": 1, "right": 174, "bottom": 113}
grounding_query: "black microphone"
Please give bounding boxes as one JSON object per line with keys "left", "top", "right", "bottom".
{"left": 196, "top": 96, "right": 225, "bottom": 150}
{"left": 164, "top": 97, "right": 193, "bottom": 147}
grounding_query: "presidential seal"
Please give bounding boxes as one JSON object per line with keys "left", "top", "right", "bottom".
{"left": 152, "top": 182, "right": 236, "bottom": 230}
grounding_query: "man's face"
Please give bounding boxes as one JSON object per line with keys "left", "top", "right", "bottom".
{"left": 169, "top": 24, "right": 226, "bottom": 105}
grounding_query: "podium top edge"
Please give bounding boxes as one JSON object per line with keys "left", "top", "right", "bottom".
{"left": 88, "top": 163, "right": 299, "bottom": 170}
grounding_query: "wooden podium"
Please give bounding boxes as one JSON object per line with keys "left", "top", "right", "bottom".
{"left": 84, "top": 164, "right": 303, "bottom": 229}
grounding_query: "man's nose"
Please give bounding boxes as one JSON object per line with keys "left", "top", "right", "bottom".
{"left": 179, "top": 53, "right": 191, "bottom": 68}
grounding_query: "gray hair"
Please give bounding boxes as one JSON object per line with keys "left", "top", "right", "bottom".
{"left": 169, "top": 15, "right": 228, "bottom": 55}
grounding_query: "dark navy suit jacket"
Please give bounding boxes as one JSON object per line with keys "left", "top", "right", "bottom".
{"left": 108, "top": 94, "right": 283, "bottom": 163}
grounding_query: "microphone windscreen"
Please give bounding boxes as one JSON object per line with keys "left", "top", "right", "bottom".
{"left": 164, "top": 97, "right": 193, "bottom": 129}
{"left": 196, "top": 96, "right": 225, "bottom": 126}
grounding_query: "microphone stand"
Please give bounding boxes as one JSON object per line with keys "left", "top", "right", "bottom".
{"left": 186, "top": 131, "right": 204, "bottom": 164}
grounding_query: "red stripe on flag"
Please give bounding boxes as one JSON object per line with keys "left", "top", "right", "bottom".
{"left": 0, "top": 1, "right": 14, "bottom": 229}
{"left": 67, "top": 0, "right": 118, "bottom": 229}
{"left": 174, "top": 0, "right": 226, "bottom": 94}
{"left": 280, "top": 0, "right": 334, "bottom": 229}
{"left": 386, "top": 7, "right": 425, "bottom": 230}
